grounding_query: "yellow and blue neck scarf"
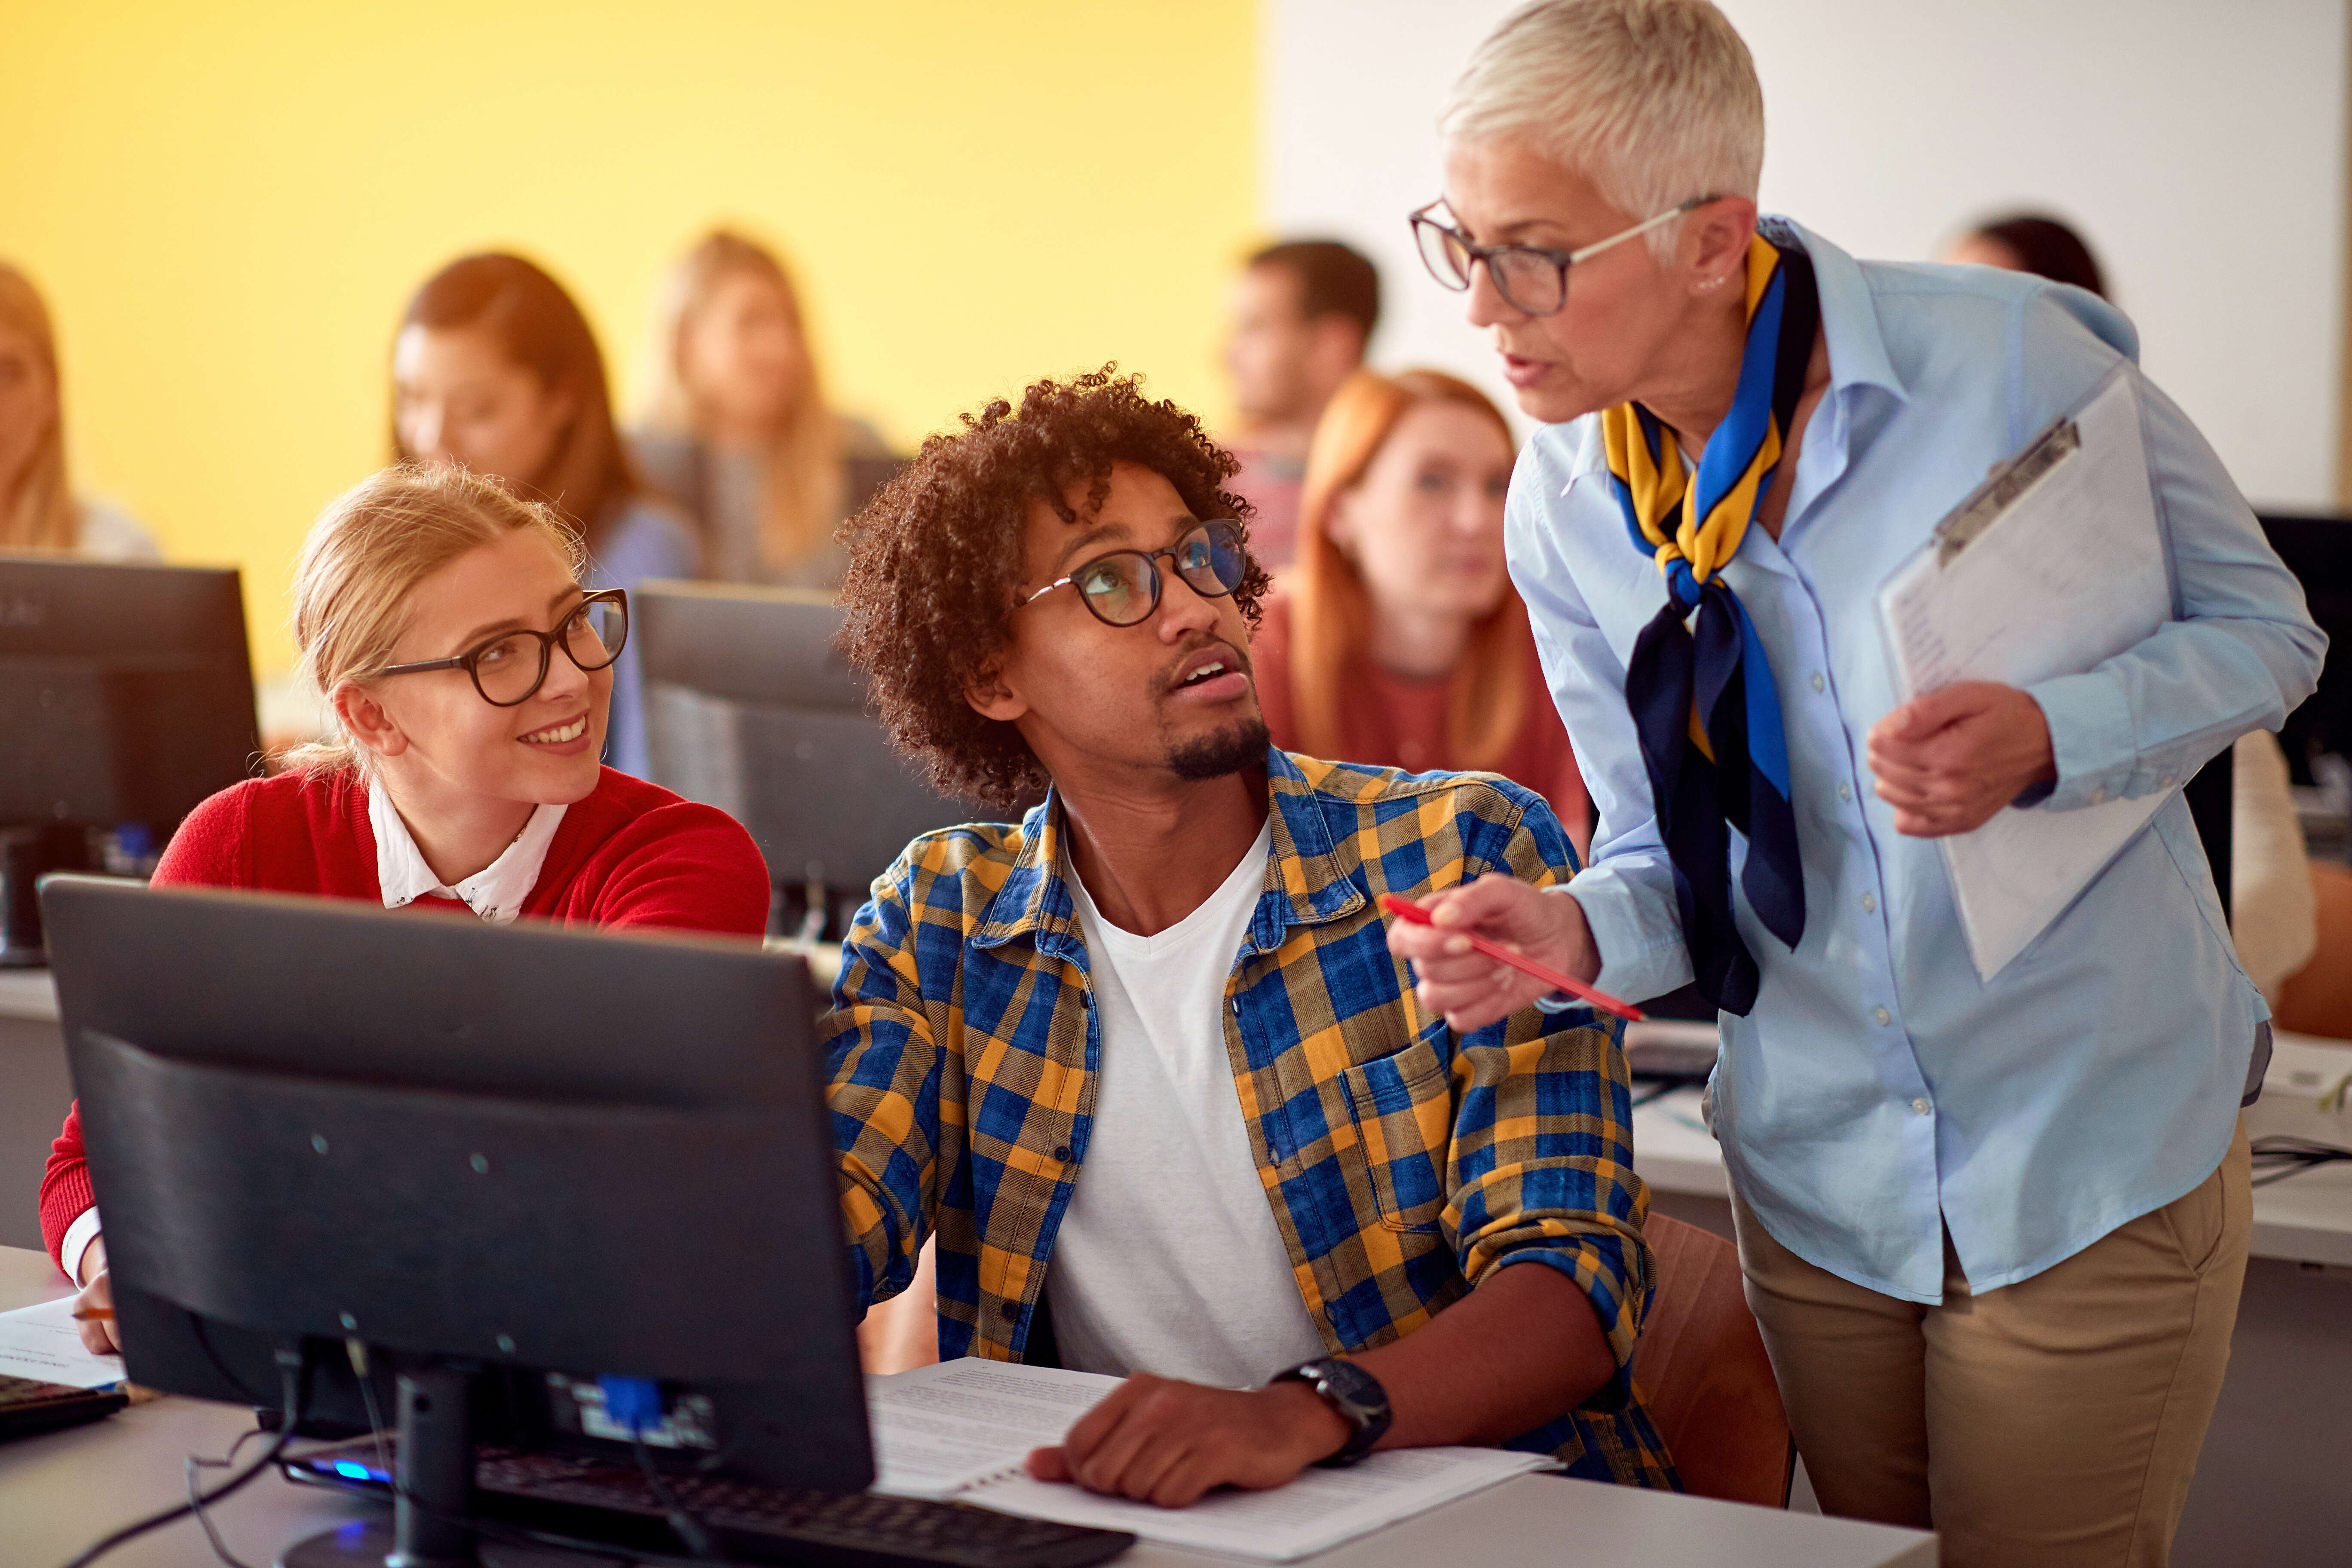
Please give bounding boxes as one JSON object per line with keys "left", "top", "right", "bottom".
{"left": 1603, "top": 225, "right": 1817, "bottom": 1015}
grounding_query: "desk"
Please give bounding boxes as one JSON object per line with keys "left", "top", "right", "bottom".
{"left": 1626, "top": 1027, "right": 2352, "bottom": 1568}
{"left": 0, "top": 1247, "right": 1937, "bottom": 1568}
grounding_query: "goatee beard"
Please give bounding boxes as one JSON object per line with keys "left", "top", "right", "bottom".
{"left": 1167, "top": 716, "right": 1271, "bottom": 781}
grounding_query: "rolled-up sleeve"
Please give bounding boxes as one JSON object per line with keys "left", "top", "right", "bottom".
{"left": 1445, "top": 797, "right": 1655, "bottom": 1410}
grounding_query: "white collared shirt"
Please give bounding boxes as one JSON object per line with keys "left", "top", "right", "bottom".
{"left": 368, "top": 778, "right": 567, "bottom": 925}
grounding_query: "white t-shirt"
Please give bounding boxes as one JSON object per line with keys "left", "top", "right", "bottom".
{"left": 1047, "top": 821, "right": 1329, "bottom": 1388}
{"left": 74, "top": 497, "right": 161, "bottom": 563}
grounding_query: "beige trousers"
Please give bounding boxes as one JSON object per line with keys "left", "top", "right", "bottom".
{"left": 1732, "top": 1121, "right": 2250, "bottom": 1568}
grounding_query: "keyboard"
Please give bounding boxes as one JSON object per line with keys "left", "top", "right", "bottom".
{"left": 288, "top": 1440, "right": 1136, "bottom": 1568}
{"left": 0, "top": 1372, "right": 127, "bottom": 1444}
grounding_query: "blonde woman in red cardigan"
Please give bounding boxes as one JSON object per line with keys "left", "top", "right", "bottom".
{"left": 43, "top": 463, "right": 770, "bottom": 1349}
{"left": 1252, "top": 368, "right": 1591, "bottom": 852}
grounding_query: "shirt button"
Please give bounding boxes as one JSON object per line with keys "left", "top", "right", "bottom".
{"left": 1873, "top": 1007, "right": 1892, "bottom": 1026}
{"left": 2090, "top": 786, "right": 2107, "bottom": 805}
{"left": 1001, "top": 1302, "right": 1022, "bottom": 1321}
{"left": 1911, "top": 1097, "right": 1933, "bottom": 1116}
{"left": 1053, "top": 1145, "right": 1072, "bottom": 1162}
{"left": 1810, "top": 672, "right": 1826, "bottom": 693}
{"left": 1860, "top": 893, "right": 1877, "bottom": 914}
{"left": 1838, "top": 781, "right": 1853, "bottom": 803}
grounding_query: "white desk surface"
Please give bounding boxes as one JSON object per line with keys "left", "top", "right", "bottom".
{"left": 0, "top": 967, "right": 58, "bottom": 1022}
{"left": 1629, "top": 1030, "right": 2352, "bottom": 1267}
{"left": 0, "top": 1246, "right": 1935, "bottom": 1568}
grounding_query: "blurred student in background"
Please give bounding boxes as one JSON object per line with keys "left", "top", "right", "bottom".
{"left": 1940, "top": 210, "right": 2319, "bottom": 1003}
{"left": 0, "top": 263, "right": 159, "bottom": 561}
{"left": 1253, "top": 368, "right": 1590, "bottom": 851}
{"left": 392, "top": 252, "right": 695, "bottom": 777}
{"left": 632, "top": 230, "right": 893, "bottom": 590}
{"left": 1220, "top": 240, "right": 1380, "bottom": 569}
{"left": 1945, "top": 212, "right": 2107, "bottom": 299}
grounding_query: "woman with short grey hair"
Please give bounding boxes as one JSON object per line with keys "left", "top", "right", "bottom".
{"left": 1384, "top": 2, "right": 2324, "bottom": 1563}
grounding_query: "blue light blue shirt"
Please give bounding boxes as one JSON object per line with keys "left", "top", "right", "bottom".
{"left": 1507, "top": 222, "right": 2325, "bottom": 1303}
{"left": 585, "top": 497, "right": 700, "bottom": 779}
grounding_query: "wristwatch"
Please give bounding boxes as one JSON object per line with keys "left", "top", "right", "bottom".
{"left": 1274, "top": 1356, "right": 1393, "bottom": 1467}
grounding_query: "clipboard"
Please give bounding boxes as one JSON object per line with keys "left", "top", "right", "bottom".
{"left": 1876, "top": 367, "right": 2172, "bottom": 980}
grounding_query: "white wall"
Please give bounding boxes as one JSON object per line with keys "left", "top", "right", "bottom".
{"left": 1265, "top": 0, "right": 2346, "bottom": 508}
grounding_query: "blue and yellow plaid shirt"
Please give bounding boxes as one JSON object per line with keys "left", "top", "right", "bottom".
{"left": 824, "top": 747, "right": 1677, "bottom": 1488}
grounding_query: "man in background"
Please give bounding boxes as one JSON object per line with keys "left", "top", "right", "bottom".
{"left": 1220, "top": 240, "right": 1378, "bottom": 567}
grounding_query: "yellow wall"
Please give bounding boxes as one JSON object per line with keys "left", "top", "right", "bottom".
{"left": 3, "top": 0, "right": 1259, "bottom": 673}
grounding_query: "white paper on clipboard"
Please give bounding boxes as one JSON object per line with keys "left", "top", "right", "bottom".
{"left": 1877, "top": 368, "right": 2171, "bottom": 980}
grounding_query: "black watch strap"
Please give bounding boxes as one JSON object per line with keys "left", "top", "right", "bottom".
{"left": 1276, "top": 1356, "right": 1393, "bottom": 1467}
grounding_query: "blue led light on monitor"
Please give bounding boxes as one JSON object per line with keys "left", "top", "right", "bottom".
{"left": 333, "top": 1460, "right": 389, "bottom": 1482}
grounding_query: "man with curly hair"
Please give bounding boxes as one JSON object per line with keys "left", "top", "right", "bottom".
{"left": 826, "top": 366, "right": 1674, "bottom": 1504}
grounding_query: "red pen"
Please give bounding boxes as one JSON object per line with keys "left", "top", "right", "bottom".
{"left": 1379, "top": 893, "right": 1647, "bottom": 1023}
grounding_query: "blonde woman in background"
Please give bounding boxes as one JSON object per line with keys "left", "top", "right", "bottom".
{"left": 0, "top": 263, "right": 159, "bottom": 560}
{"left": 633, "top": 230, "right": 892, "bottom": 590}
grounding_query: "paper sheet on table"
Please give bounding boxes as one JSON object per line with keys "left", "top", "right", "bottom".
{"left": 1877, "top": 368, "right": 2171, "bottom": 980}
{"left": 867, "top": 1359, "right": 1118, "bottom": 1497}
{"left": 0, "top": 1295, "right": 127, "bottom": 1389}
{"left": 865, "top": 1358, "right": 1555, "bottom": 1560}
{"left": 967, "top": 1446, "right": 1556, "bottom": 1562}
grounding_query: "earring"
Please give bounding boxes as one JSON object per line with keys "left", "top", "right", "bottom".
{"left": 1699, "top": 273, "right": 1732, "bottom": 292}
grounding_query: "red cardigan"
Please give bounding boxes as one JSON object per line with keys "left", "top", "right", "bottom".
{"left": 39, "top": 766, "right": 772, "bottom": 1271}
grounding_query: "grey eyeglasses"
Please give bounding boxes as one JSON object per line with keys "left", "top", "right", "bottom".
{"left": 1409, "top": 196, "right": 1711, "bottom": 316}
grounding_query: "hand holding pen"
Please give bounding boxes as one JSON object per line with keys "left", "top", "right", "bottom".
{"left": 1380, "top": 876, "right": 1643, "bottom": 1029}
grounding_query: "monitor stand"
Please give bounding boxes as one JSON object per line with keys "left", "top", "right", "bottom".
{"left": 278, "top": 1366, "right": 580, "bottom": 1568}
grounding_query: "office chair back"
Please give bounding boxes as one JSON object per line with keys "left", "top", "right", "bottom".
{"left": 1631, "top": 1213, "right": 1794, "bottom": 1507}
{"left": 635, "top": 581, "right": 999, "bottom": 932}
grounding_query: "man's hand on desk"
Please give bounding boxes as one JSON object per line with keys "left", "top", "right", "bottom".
{"left": 1868, "top": 681, "right": 2056, "bottom": 837}
{"left": 1382, "top": 873, "right": 1599, "bottom": 1033}
{"left": 74, "top": 1238, "right": 119, "bottom": 1354}
{"left": 1025, "top": 1374, "right": 1349, "bottom": 1508}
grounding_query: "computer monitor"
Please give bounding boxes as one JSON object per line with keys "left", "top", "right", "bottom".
{"left": 635, "top": 581, "right": 1002, "bottom": 938}
{"left": 2256, "top": 512, "right": 2352, "bottom": 783}
{"left": 40, "top": 874, "right": 868, "bottom": 1566}
{"left": 0, "top": 557, "right": 260, "bottom": 964}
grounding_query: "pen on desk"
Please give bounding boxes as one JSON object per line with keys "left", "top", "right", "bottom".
{"left": 1379, "top": 893, "right": 1647, "bottom": 1023}
{"left": 71, "top": 1308, "right": 114, "bottom": 1322}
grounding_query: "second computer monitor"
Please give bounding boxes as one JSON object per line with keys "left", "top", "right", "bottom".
{"left": 635, "top": 581, "right": 999, "bottom": 933}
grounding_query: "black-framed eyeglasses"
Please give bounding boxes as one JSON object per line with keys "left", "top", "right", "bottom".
{"left": 1019, "top": 520, "right": 1248, "bottom": 628}
{"left": 1409, "top": 196, "right": 1712, "bottom": 317}
{"left": 377, "top": 589, "right": 630, "bottom": 707}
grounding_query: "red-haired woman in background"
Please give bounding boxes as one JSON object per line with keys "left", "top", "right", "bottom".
{"left": 392, "top": 252, "right": 696, "bottom": 777}
{"left": 1253, "top": 367, "right": 1590, "bottom": 851}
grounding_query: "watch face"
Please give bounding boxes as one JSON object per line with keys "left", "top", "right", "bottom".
{"left": 1315, "top": 1357, "right": 1388, "bottom": 1421}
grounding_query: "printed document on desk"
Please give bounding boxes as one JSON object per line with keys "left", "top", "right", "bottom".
{"left": 0, "top": 1296, "right": 127, "bottom": 1389}
{"left": 1877, "top": 368, "right": 2170, "bottom": 980}
{"left": 868, "top": 1358, "right": 1555, "bottom": 1560}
